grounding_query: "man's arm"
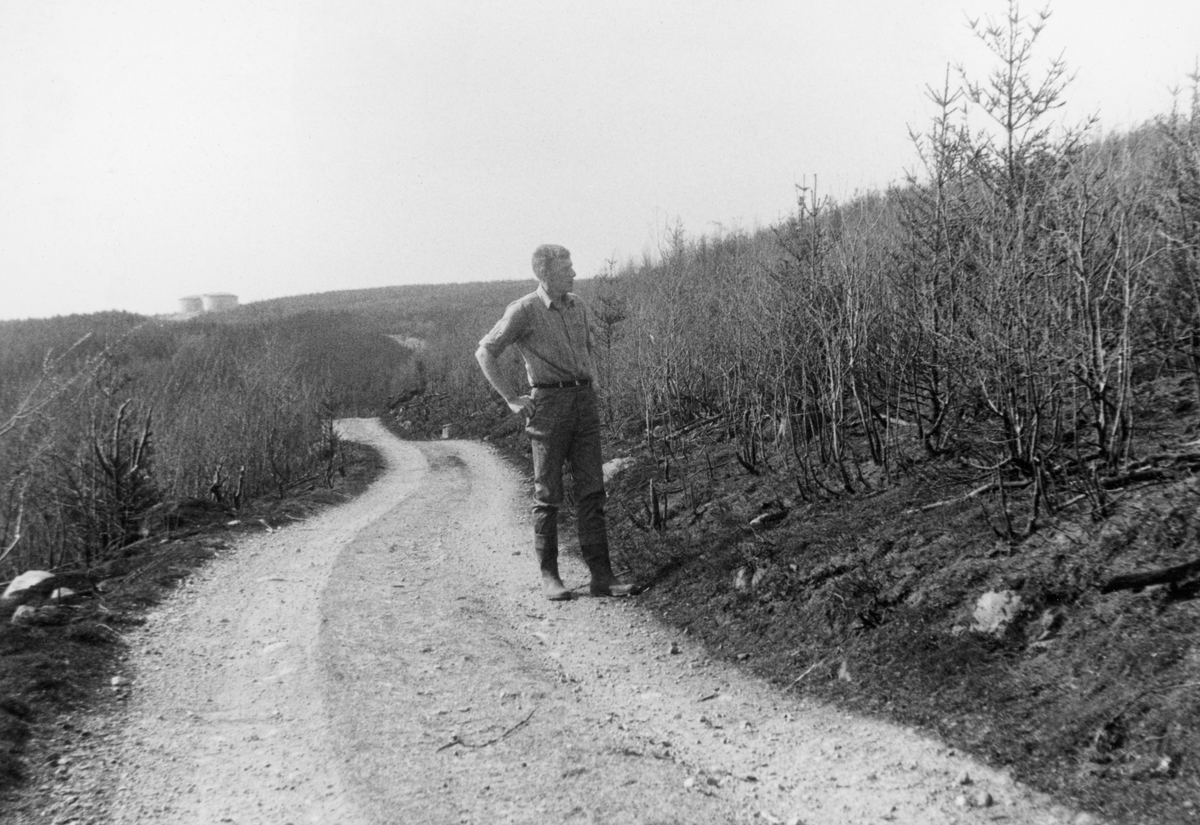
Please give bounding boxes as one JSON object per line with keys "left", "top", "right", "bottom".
{"left": 475, "top": 346, "right": 535, "bottom": 417}
{"left": 581, "top": 301, "right": 601, "bottom": 393}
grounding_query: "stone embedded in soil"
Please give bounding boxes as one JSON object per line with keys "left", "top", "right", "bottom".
{"left": 8, "top": 604, "right": 31, "bottom": 624}
{"left": 734, "top": 567, "right": 752, "bottom": 591}
{"left": 975, "top": 791, "right": 993, "bottom": 807}
{"left": 2, "top": 569, "right": 54, "bottom": 598}
{"left": 970, "top": 590, "right": 1023, "bottom": 635}
{"left": 957, "top": 769, "right": 972, "bottom": 785}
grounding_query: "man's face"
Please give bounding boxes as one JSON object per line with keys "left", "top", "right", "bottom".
{"left": 540, "top": 256, "right": 575, "bottom": 299}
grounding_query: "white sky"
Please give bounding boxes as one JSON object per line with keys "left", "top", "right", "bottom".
{"left": 1, "top": 0, "right": 1197, "bottom": 321}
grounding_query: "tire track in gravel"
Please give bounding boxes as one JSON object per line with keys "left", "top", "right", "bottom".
{"left": 24, "top": 419, "right": 1094, "bottom": 825}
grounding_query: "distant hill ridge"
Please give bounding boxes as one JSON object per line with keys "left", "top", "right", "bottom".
{"left": 236, "top": 280, "right": 534, "bottom": 324}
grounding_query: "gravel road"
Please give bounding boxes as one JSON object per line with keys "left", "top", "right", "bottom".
{"left": 16, "top": 419, "right": 1097, "bottom": 824}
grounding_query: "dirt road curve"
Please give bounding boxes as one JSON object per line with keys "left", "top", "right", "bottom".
{"left": 40, "top": 419, "right": 1090, "bottom": 824}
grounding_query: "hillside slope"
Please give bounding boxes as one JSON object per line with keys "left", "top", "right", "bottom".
{"left": 597, "top": 376, "right": 1200, "bottom": 824}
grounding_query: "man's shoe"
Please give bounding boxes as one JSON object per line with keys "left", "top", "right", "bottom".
{"left": 536, "top": 541, "right": 572, "bottom": 601}
{"left": 588, "top": 579, "right": 639, "bottom": 598}
{"left": 580, "top": 541, "right": 640, "bottom": 598}
{"left": 542, "top": 571, "right": 573, "bottom": 601}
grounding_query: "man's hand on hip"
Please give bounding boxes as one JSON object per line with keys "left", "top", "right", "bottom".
{"left": 508, "top": 395, "right": 535, "bottom": 418}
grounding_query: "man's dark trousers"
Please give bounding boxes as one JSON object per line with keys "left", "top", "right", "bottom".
{"left": 525, "top": 384, "right": 606, "bottom": 554}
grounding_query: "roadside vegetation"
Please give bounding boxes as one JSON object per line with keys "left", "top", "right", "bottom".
{"left": 0, "top": 310, "right": 419, "bottom": 576}
{"left": 2, "top": 2, "right": 1198, "bottom": 821}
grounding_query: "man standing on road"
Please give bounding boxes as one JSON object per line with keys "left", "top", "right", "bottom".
{"left": 475, "top": 244, "right": 638, "bottom": 602}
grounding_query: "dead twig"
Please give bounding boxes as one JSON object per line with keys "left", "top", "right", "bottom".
{"left": 437, "top": 708, "right": 536, "bottom": 752}
{"left": 0, "top": 499, "right": 25, "bottom": 565}
{"left": 785, "top": 661, "right": 821, "bottom": 690}
{"left": 902, "top": 482, "right": 996, "bottom": 515}
{"left": 94, "top": 622, "right": 128, "bottom": 641}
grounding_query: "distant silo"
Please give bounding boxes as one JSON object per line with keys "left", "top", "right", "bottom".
{"left": 179, "top": 295, "right": 203, "bottom": 314}
{"left": 202, "top": 293, "right": 238, "bottom": 312}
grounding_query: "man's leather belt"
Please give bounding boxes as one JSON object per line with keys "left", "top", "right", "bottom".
{"left": 532, "top": 379, "right": 592, "bottom": 389}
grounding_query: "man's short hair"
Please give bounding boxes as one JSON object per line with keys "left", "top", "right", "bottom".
{"left": 532, "top": 244, "right": 571, "bottom": 280}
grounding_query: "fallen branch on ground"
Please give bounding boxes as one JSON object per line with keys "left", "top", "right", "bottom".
{"left": 1101, "top": 556, "right": 1200, "bottom": 594}
{"left": 902, "top": 482, "right": 1007, "bottom": 515}
{"left": 1099, "top": 468, "right": 1172, "bottom": 489}
{"left": 436, "top": 708, "right": 536, "bottom": 752}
